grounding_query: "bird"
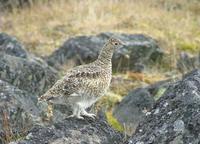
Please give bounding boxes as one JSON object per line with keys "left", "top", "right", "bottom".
{"left": 38, "top": 37, "right": 124, "bottom": 119}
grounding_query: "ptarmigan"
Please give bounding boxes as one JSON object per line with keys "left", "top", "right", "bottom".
{"left": 38, "top": 38, "right": 123, "bottom": 119}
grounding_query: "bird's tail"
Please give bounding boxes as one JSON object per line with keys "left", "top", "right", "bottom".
{"left": 38, "top": 91, "right": 54, "bottom": 102}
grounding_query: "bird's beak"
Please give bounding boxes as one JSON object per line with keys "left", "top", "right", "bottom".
{"left": 121, "top": 41, "right": 126, "bottom": 47}
{"left": 116, "top": 43, "right": 130, "bottom": 59}
{"left": 118, "top": 39, "right": 126, "bottom": 47}
{"left": 118, "top": 39, "right": 126, "bottom": 49}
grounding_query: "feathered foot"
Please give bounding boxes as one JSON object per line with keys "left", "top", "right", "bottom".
{"left": 81, "top": 110, "right": 96, "bottom": 119}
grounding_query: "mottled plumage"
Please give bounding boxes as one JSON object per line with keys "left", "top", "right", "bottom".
{"left": 38, "top": 38, "right": 123, "bottom": 119}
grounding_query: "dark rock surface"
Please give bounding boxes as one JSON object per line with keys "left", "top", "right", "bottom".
{"left": 177, "top": 52, "right": 200, "bottom": 74}
{"left": 0, "top": 0, "right": 34, "bottom": 11}
{"left": 47, "top": 32, "right": 164, "bottom": 72}
{"left": 12, "top": 112, "right": 125, "bottom": 144}
{"left": 126, "top": 69, "right": 200, "bottom": 144}
{"left": 0, "top": 33, "right": 58, "bottom": 95}
{"left": 0, "top": 80, "right": 40, "bottom": 144}
{"left": 113, "top": 80, "right": 170, "bottom": 134}
{"left": 0, "top": 33, "right": 28, "bottom": 58}
{"left": 0, "top": 54, "right": 58, "bottom": 95}
{"left": 0, "top": 33, "right": 58, "bottom": 143}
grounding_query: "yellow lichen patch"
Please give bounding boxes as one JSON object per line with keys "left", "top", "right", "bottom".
{"left": 106, "top": 111, "right": 124, "bottom": 132}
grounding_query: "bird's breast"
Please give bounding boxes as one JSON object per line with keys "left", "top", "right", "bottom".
{"left": 80, "top": 72, "right": 111, "bottom": 98}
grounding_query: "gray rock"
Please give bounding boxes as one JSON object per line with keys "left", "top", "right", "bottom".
{"left": 0, "top": 80, "right": 40, "bottom": 144}
{"left": 113, "top": 87, "right": 155, "bottom": 135}
{"left": 177, "top": 52, "right": 200, "bottom": 74}
{"left": 0, "top": 33, "right": 58, "bottom": 95}
{"left": 126, "top": 69, "right": 200, "bottom": 144}
{"left": 113, "top": 80, "right": 170, "bottom": 134}
{"left": 13, "top": 112, "right": 125, "bottom": 144}
{"left": 0, "top": 0, "right": 33, "bottom": 11}
{"left": 0, "top": 33, "right": 28, "bottom": 58}
{"left": 47, "top": 32, "right": 164, "bottom": 72}
{"left": 0, "top": 54, "right": 58, "bottom": 95}
{"left": 0, "top": 33, "right": 59, "bottom": 143}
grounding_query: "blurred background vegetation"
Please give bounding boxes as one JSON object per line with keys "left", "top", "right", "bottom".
{"left": 0, "top": 0, "right": 199, "bottom": 134}
{"left": 0, "top": 0, "right": 199, "bottom": 56}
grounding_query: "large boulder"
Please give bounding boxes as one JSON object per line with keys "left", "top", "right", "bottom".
{"left": 0, "top": 33, "right": 58, "bottom": 95}
{"left": 0, "top": 33, "right": 58, "bottom": 143}
{"left": 126, "top": 69, "right": 200, "bottom": 144}
{"left": 113, "top": 80, "right": 170, "bottom": 135}
{"left": 47, "top": 32, "right": 164, "bottom": 72}
{"left": 0, "top": 80, "right": 40, "bottom": 144}
{"left": 12, "top": 112, "right": 125, "bottom": 144}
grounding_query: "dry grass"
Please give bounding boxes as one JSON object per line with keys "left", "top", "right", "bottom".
{"left": 1, "top": 108, "right": 12, "bottom": 143}
{"left": 0, "top": 0, "right": 199, "bottom": 57}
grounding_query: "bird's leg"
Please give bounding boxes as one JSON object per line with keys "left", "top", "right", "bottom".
{"left": 67, "top": 104, "right": 84, "bottom": 119}
{"left": 81, "top": 109, "right": 96, "bottom": 119}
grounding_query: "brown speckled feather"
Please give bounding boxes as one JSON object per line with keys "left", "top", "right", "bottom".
{"left": 39, "top": 64, "right": 105, "bottom": 100}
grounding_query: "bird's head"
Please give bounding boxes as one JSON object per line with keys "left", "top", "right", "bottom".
{"left": 106, "top": 37, "right": 124, "bottom": 50}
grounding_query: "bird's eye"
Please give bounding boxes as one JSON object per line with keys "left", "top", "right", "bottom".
{"left": 114, "top": 42, "right": 118, "bottom": 45}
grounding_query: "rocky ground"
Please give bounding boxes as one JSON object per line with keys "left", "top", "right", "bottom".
{"left": 11, "top": 112, "right": 125, "bottom": 144}
{"left": 0, "top": 32, "right": 200, "bottom": 144}
{"left": 126, "top": 69, "right": 200, "bottom": 144}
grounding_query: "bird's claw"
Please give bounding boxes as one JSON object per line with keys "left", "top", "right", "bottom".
{"left": 82, "top": 112, "right": 96, "bottom": 119}
{"left": 66, "top": 114, "right": 84, "bottom": 120}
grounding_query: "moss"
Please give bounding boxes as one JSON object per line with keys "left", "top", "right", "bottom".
{"left": 96, "top": 92, "right": 122, "bottom": 111}
{"left": 177, "top": 41, "right": 199, "bottom": 52}
{"left": 106, "top": 111, "right": 124, "bottom": 132}
{"left": 154, "top": 87, "right": 167, "bottom": 101}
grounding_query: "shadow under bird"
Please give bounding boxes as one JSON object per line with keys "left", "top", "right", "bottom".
{"left": 38, "top": 37, "right": 124, "bottom": 119}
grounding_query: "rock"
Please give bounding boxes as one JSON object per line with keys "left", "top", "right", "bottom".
{"left": 177, "top": 52, "right": 200, "bottom": 74}
{"left": 0, "top": 33, "right": 58, "bottom": 95}
{"left": 12, "top": 112, "right": 125, "bottom": 144}
{"left": 0, "top": 33, "right": 59, "bottom": 143}
{"left": 47, "top": 32, "right": 164, "bottom": 72}
{"left": 126, "top": 69, "right": 200, "bottom": 144}
{"left": 0, "top": 54, "right": 58, "bottom": 95}
{"left": 0, "top": 80, "right": 40, "bottom": 144}
{"left": 0, "top": 33, "right": 28, "bottom": 58}
{"left": 113, "top": 80, "right": 170, "bottom": 135}
{"left": 0, "top": 0, "right": 33, "bottom": 11}
{"left": 113, "top": 87, "right": 155, "bottom": 135}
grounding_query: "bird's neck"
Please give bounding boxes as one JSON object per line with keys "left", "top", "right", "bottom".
{"left": 96, "top": 44, "right": 114, "bottom": 67}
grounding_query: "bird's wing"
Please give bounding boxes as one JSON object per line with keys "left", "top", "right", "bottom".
{"left": 38, "top": 64, "right": 102, "bottom": 101}
{"left": 62, "top": 65, "right": 102, "bottom": 96}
